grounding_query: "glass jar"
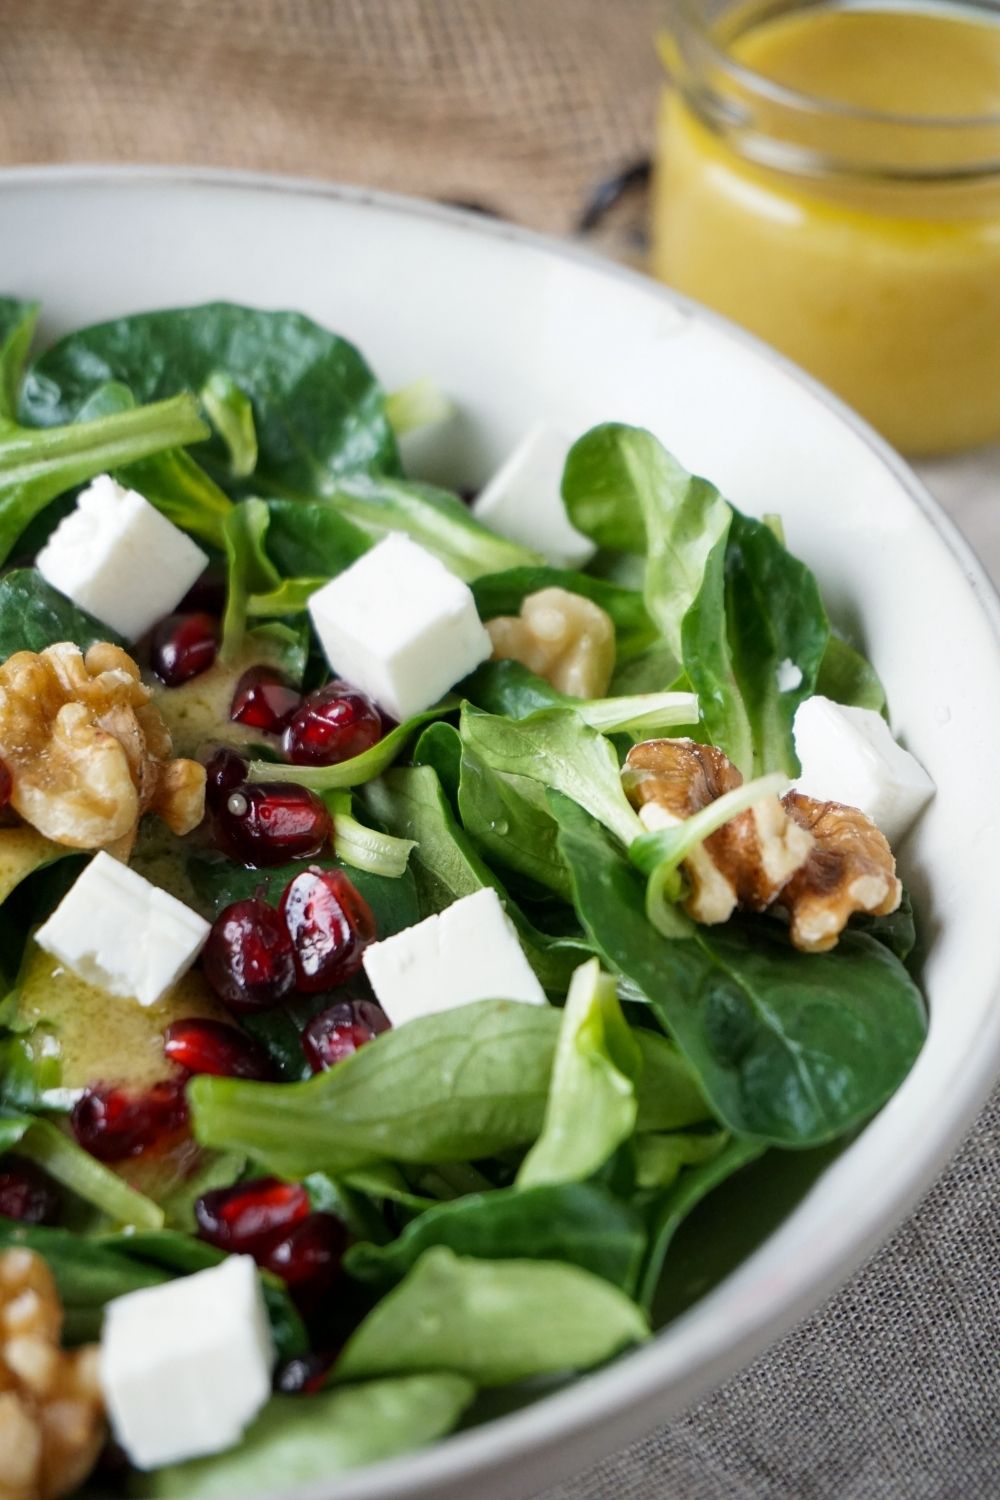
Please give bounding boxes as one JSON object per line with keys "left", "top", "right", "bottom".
{"left": 652, "top": 0, "right": 1000, "bottom": 455}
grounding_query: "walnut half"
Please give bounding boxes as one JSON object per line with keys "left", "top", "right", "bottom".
{"left": 0, "top": 1249, "right": 105, "bottom": 1500}
{"left": 623, "top": 738, "right": 902, "bottom": 951}
{"left": 0, "top": 643, "right": 205, "bottom": 859}
{"left": 486, "top": 587, "right": 616, "bottom": 699}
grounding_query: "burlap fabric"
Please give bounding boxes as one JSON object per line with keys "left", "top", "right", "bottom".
{"left": 0, "top": 5, "right": 996, "bottom": 1497}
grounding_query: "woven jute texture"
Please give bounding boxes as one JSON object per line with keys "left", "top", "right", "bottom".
{"left": 0, "top": 0, "right": 659, "bottom": 235}
{"left": 0, "top": 5, "right": 997, "bottom": 1498}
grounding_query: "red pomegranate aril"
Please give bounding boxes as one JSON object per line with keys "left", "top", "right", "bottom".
{"left": 178, "top": 574, "right": 226, "bottom": 616}
{"left": 282, "top": 681, "right": 383, "bottom": 767}
{"left": 203, "top": 747, "right": 249, "bottom": 814}
{"left": 302, "top": 998, "right": 390, "bottom": 1073}
{"left": 71, "top": 1081, "right": 189, "bottom": 1162}
{"left": 261, "top": 1212, "right": 346, "bottom": 1291}
{"left": 0, "top": 1159, "right": 58, "bottom": 1225}
{"left": 202, "top": 898, "right": 296, "bottom": 1012}
{"left": 0, "top": 759, "right": 11, "bottom": 812}
{"left": 275, "top": 1350, "right": 336, "bottom": 1396}
{"left": 195, "top": 1177, "right": 311, "bottom": 1256}
{"left": 231, "top": 667, "right": 302, "bottom": 736}
{"left": 151, "top": 611, "right": 219, "bottom": 687}
{"left": 279, "top": 867, "right": 377, "bottom": 994}
{"left": 214, "top": 783, "right": 331, "bottom": 867}
{"left": 164, "top": 1018, "right": 274, "bottom": 1080}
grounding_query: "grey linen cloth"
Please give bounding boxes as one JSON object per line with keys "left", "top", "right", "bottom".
{"left": 0, "top": 5, "right": 996, "bottom": 1495}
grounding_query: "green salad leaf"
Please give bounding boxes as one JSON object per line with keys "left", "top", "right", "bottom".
{"left": 336, "top": 1246, "right": 649, "bottom": 1385}
{"left": 344, "top": 1181, "right": 647, "bottom": 1295}
{"left": 553, "top": 794, "right": 928, "bottom": 1146}
{"left": 143, "top": 1375, "right": 476, "bottom": 1497}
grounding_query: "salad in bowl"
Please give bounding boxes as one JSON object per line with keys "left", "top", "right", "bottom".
{"left": 0, "top": 298, "right": 932, "bottom": 1497}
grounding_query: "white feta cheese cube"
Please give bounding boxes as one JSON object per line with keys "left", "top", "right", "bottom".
{"left": 99, "top": 1254, "right": 274, "bottom": 1470}
{"left": 35, "top": 851, "right": 210, "bottom": 1007}
{"left": 472, "top": 425, "right": 596, "bottom": 569}
{"left": 36, "top": 473, "right": 208, "bottom": 641}
{"left": 363, "top": 886, "right": 547, "bottom": 1026}
{"left": 793, "top": 695, "right": 935, "bottom": 845}
{"left": 308, "top": 533, "right": 491, "bottom": 722}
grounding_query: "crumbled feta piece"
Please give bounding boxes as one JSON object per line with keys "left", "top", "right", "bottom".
{"left": 36, "top": 474, "right": 208, "bottom": 641}
{"left": 35, "top": 851, "right": 210, "bottom": 1007}
{"left": 472, "top": 425, "right": 595, "bottom": 569}
{"left": 793, "top": 695, "right": 935, "bottom": 845}
{"left": 99, "top": 1255, "right": 274, "bottom": 1470}
{"left": 775, "top": 657, "right": 803, "bottom": 693}
{"left": 308, "top": 533, "right": 491, "bottom": 722}
{"left": 363, "top": 886, "right": 547, "bottom": 1026}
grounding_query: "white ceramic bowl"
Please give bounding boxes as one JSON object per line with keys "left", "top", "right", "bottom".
{"left": 1, "top": 167, "right": 998, "bottom": 1500}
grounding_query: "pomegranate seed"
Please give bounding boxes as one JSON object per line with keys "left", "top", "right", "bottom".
{"left": 203, "top": 747, "right": 249, "bottom": 814}
{"left": 282, "top": 681, "right": 382, "bottom": 767}
{"left": 275, "top": 1350, "right": 336, "bottom": 1396}
{"left": 302, "top": 998, "right": 390, "bottom": 1073}
{"left": 262, "top": 1212, "right": 346, "bottom": 1292}
{"left": 279, "top": 868, "right": 377, "bottom": 993}
{"left": 0, "top": 759, "right": 11, "bottom": 811}
{"left": 214, "top": 783, "right": 331, "bottom": 867}
{"left": 178, "top": 574, "right": 226, "bottom": 616}
{"left": 231, "top": 667, "right": 302, "bottom": 736}
{"left": 202, "top": 899, "right": 296, "bottom": 1012}
{"left": 164, "top": 1018, "right": 274, "bottom": 1080}
{"left": 195, "top": 1177, "right": 310, "bottom": 1256}
{"left": 151, "top": 611, "right": 219, "bottom": 687}
{"left": 0, "top": 1160, "right": 58, "bottom": 1224}
{"left": 71, "top": 1081, "right": 188, "bottom": 1162}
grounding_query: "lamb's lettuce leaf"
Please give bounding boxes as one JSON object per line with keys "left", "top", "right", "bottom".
{"left": 344, "top": 1182, "right": 646, "bottom": 1294}
{"left": 143, "top": 1375, "right": 475, "bottom": 1497}
{"left": 336, "top": 1246, "right": 648, "bottom": 1385}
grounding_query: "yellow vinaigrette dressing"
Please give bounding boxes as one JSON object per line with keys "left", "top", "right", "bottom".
{"left": 653, "top": 2, "right": 1000, "bottom": 453}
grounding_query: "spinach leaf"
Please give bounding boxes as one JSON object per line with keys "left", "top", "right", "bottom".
{"left": 562, "top": 424, "right": 731, "bottom": 670}
{"left": 344, "top": 1182, "right": 646, "bottom": 1294}
{"left": 143, "top": 1375, "right": 475, "bottom": 1497}
{"left": 189, "top": 1000, "right": 560, "bottom": 1178}
{"left": 630, "top": 1026, "right": 712, "bottom": 1132}
{"left": 327, "top": 793, "right": 415, "bottom": 879}
{"left": 0, "top": 298, "right": 38, "bottom": 422}
{"left": 0, "top": 564, "right": 125, "bottom": 660}
{"left": 553, "top": 795, "right": 928, "bottom": 1146}
{"left": 471, "top": 565, "right": 658, "bottom": 661}
{"left": 638, "top": 1137, "right": 766, "bottom": 1308}
{"left": 817, "top": 631, "right": 888, "bottom": 714}
{"left": 263, "top": 495, "right": 370, "bottom": 576}
{"left": 336, "top": 1247, "right": 648, "bottom": 1385}
{"left": 680, "top": 529, "right": 752, "bottom": 772}
{"left": 324, "top": 472, "right": 541, "bottom": 580}
{"left": 457, "top": 736, "right": 572, "bottom": 901}
{"left": 249, "top": 701, "right": 457, "bottom": 792}
{"left": 460, "top": 704, "right": 641, "bottom": 848}
{"left": 0, "top": 392, "right": 208, "bottom": 567}
{"left": 22, "top": 302, "right": 399, "bottom": 490}
{"left": 361, "top": 763, "right": 589, "bottom": 993}
{"left": 518, "top": 960, "right": 639, "bottom": 1188}
{"left": 850, "top": 887, "right": 917, "bottom": 963}
{"left": 721, "top": 510, "right": 829, "bottom": 775}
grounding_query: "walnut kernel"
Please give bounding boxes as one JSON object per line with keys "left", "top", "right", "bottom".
{"left": 0, "top": 1249, "right": 105, "bottom": 1500}
{"left": 487, "top": 587, "right": 615, "bottom": 698}
{"left": 780, "top": 792, "right": 902, "bottom": 953}
{"left": 0, "top": 643, "right": 206, "bottom": 858}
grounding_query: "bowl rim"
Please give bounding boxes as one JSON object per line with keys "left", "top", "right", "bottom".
{"left": 2, "top": 162, "right": 999, "bottom": 1499}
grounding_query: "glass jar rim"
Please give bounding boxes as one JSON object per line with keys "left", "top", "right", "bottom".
{"left": 662, "top": 0, "right": 1000, "bottom": 178}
